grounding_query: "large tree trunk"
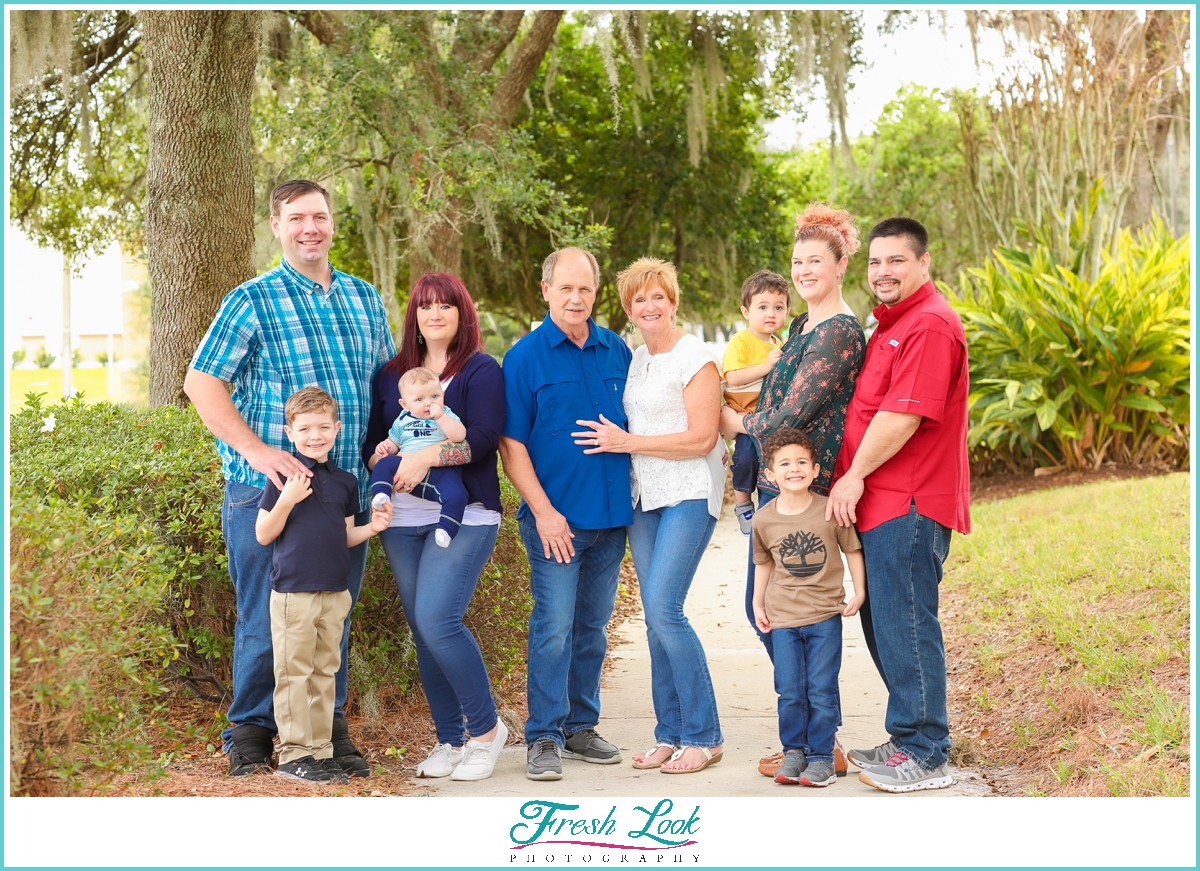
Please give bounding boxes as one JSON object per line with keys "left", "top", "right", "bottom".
{"left": 142, "top": 11, "right": 260, "bottom": 407}
{"left": 409, "top": 217, "right": 464, "bottom": 283}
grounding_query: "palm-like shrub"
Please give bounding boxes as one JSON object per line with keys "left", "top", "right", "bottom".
{"left": 948, "top": 217, "right": 1189, "bottom": 471}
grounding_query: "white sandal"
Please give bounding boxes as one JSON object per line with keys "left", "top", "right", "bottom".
{"left": 660, "top": 745, "right": 723, "bottom": 774}
{"left": 631, "top": 742, "right": 678, "bottom": 770}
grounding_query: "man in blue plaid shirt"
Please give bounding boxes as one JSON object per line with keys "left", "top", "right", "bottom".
{"left": 184, "top": 180, "right": 395, "bottom": 778}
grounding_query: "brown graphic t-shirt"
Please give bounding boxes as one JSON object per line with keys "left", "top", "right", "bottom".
{"left": 751, "top": 494, "right": 862, "bottom": 628}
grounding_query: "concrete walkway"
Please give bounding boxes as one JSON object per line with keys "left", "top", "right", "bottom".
{"left": 415, "top": 508, "right": 980, "bottom": 797}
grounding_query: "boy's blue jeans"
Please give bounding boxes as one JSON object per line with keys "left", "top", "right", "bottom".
{"left": 770, "top": 614, "right": 842, "bottom": 761}
{"left": 730, "top": 432, "right": 759, "bottom": 496}
{"left": 219, "top": 480, "right": 368, "bottom": 750}
{"left": 370, "top": 457, "right": 467, "bottom": 542}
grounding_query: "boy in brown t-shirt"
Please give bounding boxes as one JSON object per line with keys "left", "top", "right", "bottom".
{"left": 752, "top": 427, "right": 865, "bottom": 787}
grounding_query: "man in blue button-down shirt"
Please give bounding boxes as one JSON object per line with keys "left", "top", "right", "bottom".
{"left": 184, "top": 180, "right": 395, "bottom": 779}
{"left": 501, "top": 247, "right": 633, "bottom": 780}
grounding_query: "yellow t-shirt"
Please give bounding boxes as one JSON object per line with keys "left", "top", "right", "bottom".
{"left": 722, "top": 329, "right": 781, "bottom": 414}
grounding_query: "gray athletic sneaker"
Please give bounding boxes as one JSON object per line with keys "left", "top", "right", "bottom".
{"left": 562, "top": 728, "right": 622, "bottom": 764}
{"left": 857, "top": 751, "right": 953, "bottom": 793}
{"left": 773, "top": 749, "right": 807, "bottom": 784}
{"left": 799, "top": 758, "right": 837, "bottom": 787}
{"left": 527, "top": 739, "right": 563, "bottom": 780}
{"left": 848, "top": 739, "right": 899, "bottom": 769}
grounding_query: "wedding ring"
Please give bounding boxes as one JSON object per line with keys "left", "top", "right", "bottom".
{"left": 593, "top": 438, "right": 599, "bottom": 446}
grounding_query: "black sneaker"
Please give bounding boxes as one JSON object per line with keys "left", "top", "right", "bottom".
{"left": 276, "top": 755, "right": 333, "bottom": 783}
{"left": 228, "top": 724, "right": 274, "bottom": 777}
{"left": 563, "top": 728, "right": 622, "bottom": 764}
{"left": 331, "top": 714, "right": 371, "bottom": 778}
{"left": 318, "top": 756, "right": 350, "bottom": 784}
{"left": 526, "top": 739, "right": 563, "bottom": 780}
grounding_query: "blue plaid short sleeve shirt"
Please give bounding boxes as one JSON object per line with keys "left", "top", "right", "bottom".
{"left": 190, "top": 257, "right": 396, "bottom": 510}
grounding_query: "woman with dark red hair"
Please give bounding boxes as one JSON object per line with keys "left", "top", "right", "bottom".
{"left": 363, "top": 272, "right": 508, "bottom": 781}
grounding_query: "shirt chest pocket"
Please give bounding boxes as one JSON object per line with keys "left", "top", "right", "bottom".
{"left": 855, "top": 340, "right": 898, "bottom": 405}
{"left": 535, "top": 377, "right": 582, "bottom": 436}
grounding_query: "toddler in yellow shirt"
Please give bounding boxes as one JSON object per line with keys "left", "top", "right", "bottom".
{"left": 722, "top": 270, "right": 790, "bottom": 534}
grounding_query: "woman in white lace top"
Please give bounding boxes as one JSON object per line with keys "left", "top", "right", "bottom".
{"left": 572, "top": 257, "right": 725, "bottom": 774}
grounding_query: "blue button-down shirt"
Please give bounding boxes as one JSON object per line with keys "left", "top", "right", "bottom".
{"left": 190, "top": 257, "right": 396, "bottom": 510}
{"left": 503, "top": 316, "right": 633, "bottom": 529}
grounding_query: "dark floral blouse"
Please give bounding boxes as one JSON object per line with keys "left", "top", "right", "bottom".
{"left": 744, "top": 312, "right": 866, "bottom": 497}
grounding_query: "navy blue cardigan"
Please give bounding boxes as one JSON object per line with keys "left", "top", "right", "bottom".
{"left": 363, "top": 351, "right": 506, "bottom": 513}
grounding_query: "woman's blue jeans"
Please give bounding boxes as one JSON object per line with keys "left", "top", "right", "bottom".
{"left": 770, "top": 614, "right": 842, "bottom": 761}
{"left": 858, "top": 501, "right": 952, "bottom": 769}
{"left": 628, "top": 499, "right": 723, "bottom": 748}
{"left": 378, "top": 523, "right": 500, "bottom": 746}
{"left": 744, "top": 488, "right": 777, "bottom": 660}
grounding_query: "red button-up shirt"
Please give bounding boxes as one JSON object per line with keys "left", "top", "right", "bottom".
{"left": 833, "top": 281, "right": 971, "bottom": 534}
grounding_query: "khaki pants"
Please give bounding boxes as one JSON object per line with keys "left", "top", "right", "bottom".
{"left": 270, "top": 589, "right": 353, "bottom": 764}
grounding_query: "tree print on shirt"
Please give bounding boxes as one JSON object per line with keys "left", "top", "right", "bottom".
{"left": 779, "top": 529, "right": 827, "bottom": 579}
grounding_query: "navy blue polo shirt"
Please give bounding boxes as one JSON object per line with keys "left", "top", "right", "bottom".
{"left": 258, "top": 454, "right": 360, "bottom": 593}
{"left": 503, "top": 315, "right": 633, "bottom": 530}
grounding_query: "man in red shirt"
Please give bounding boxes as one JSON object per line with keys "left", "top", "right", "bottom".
{"left": 827, "top": 217, "right": 970, "bottom": 793}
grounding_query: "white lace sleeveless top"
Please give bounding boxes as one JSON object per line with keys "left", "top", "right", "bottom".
{"left": 624, "top": 333, "right": 726, "bottom": 519}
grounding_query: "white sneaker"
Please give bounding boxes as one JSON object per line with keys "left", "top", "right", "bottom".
{"left": 371, "top": 492, "right": 391, "bottom": 510}
{"left": 416, "top": 743, "right": 463, "bottom": 778}
{"left": 451, "top": 719, "right": 508, "bottom": 781}
{"left": 434, "top": 529, "right": 451, "bottom": 548}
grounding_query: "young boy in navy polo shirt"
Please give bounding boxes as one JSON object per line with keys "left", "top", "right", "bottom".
{"left": 256, "top": 386, "right": 392, "bottom": 783}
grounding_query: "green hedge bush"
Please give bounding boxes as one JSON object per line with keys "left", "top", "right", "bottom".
{"left": 947, "top": 217, "right": 1190, "bottom": 472}
{"left": 9, "top": 394, "right": 532, "bottom": 729}
{"left": 9, "top": 492, "right": 178, "bottom": 794}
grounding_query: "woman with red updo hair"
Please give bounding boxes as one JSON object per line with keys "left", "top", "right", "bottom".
{"left": 719, "top": 203, "right": 867, "bottom": 773}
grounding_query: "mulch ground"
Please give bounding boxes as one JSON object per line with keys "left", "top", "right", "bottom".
{"left": 105, "top": 561, "right": 642, "bottom": 797}
{"left": 105, "top": 463, "right": 1178, "bottom": 797}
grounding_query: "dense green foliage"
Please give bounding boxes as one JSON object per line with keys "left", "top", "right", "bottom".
{"left": 464, "top": 16, "right": 794, "bottom": 331}
{"left": 948, "top": 214, "right": 1191, "bottom": 471}
{"left": 780, "top": 85, "right": 977, "bottom": 317}
{"left": 10, "top": 492, "right": 177, "bottom": 794}
{"left": 9, "top": 11, "right": 145, "bottom": 261}
{"left": 8, "top": 395, "right": 533, "bottom": 740}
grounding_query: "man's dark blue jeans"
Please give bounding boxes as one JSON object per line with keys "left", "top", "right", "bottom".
{"left": 857, "top": 500, "right": 953, "bottom": 769}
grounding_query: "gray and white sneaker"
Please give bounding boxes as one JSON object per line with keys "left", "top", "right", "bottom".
{"left": 562, "top": 728, "right": 622, "bottom": 764}
{"left": 773, "top": 749, "right": 807, "bottom": 784}
{"left": 848, "top": 739, "right": 899, "bottom": 770}
{"left": 416, "top": 742, "right": 463, "bottom": 778}
{"left": 858, "top": 750, "right": 953, "bottom": 793}
{"left": 799, "top": 758, "right": 837, "bottom": 787}
{"left": 527, "top": 739, "right": 563, "bottom": 780}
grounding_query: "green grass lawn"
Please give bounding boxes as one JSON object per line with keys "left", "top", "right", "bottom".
{"left": 8, "top": 368, "right": 144, "bottom": 415}
{"left": 944, "top": 473, "right": 1191, "bottom": 795}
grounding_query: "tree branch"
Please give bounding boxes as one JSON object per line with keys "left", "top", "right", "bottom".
{"left": 489, "top": 9, "right": 563, "bottom": 131}
{"left": 294, "top": 10, "right": 343, "bottom": 46}
{"left": 474, "top": 10, "right": 527, "bottom": 73}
